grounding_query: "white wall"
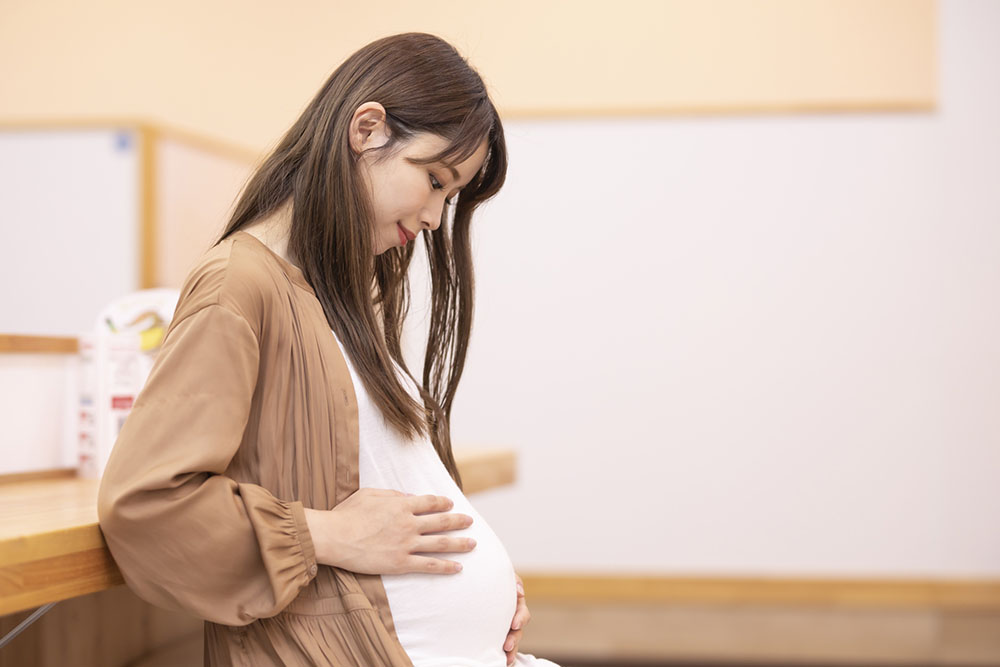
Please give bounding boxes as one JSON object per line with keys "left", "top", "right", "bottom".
{"left": 0, "top": 128, "right": 140, "bottom": 336}
{"left": 419, "top": 0, "right": 1000, "bottom": 577}
{"left": 0, "top": 354, "right": 79, "bottom": 472}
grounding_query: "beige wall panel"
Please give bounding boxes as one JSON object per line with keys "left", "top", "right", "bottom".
{"left": 477, "top": 0, "right": 936, "bottom": 114}
{"left": 0, "top": 1, "right": 935, "bottom": 152}
{"left": 153, "top": 134, "right": 256, "bottom": 288}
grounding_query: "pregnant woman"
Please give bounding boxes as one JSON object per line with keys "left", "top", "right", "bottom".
{"left": 97, "top": 32, "right": 559, "bottom": 666}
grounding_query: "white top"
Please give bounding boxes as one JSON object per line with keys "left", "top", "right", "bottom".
{"left": 331, "top": 329, "right": 559, "bottom": 667}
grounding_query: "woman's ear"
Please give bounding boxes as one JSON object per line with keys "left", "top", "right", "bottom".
{"left": 349, "top": 101, "right": 391, "bottom": 157}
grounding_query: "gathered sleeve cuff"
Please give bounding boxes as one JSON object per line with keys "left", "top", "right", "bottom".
{"left": 242, "top": 485, "right": 319, "bottom": 590}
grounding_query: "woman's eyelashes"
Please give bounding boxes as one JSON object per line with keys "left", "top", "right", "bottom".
{"left": 430, "top": 173, "right": 456, "bottom": 206}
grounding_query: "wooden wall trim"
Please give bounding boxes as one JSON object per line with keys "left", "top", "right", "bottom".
{"left": 0, "top": 335, "right": 78, "bottom": 354}
{"left": 137, "top": 125, "right": 157, "bottom": 290}
{"left": 0, "top": 118, "right": 258, "bottom": 163}
{"left": 154, "top": 123, "right": 261, "bottom": 164}
{"left": 519, "top": 574, "right": 1000, "bottom": 610}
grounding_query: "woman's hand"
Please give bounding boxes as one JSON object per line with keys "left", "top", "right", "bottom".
{"left": 304, "top": 488, "right": 476, "bottom": 575}
{"left": 504, "top": 572, "right": 531, "bottom": 666}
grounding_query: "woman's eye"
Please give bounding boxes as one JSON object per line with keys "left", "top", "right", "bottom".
{"left": 431, "top": 173, "right": 456, "bottom": 205}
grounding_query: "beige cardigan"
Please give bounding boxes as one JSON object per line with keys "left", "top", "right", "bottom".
{"left": 98, "top": 231, "right": 415, "bottom": 666}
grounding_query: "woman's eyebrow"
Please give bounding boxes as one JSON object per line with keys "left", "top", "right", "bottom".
{"left": 438, "top": 161, "right": 475, "bottom": 189}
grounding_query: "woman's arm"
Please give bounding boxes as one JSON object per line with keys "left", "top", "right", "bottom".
{"left": 97, "top": 303, "right": 317, "bottom": 626}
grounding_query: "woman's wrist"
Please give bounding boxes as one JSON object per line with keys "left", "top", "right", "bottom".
{"left": 303, "top": 507, "right": 334, "bottom": 565}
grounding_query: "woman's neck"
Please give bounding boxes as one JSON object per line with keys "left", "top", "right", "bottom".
{"left": 241, "top": 202, "right": 385, "bottom": 327}
{"left": 241, "top": 199, "right": 300, "bottom": 269}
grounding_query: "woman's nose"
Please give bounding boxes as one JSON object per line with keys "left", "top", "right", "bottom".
{"left": 421, "top": 198, "right": 447, "bottom": 232}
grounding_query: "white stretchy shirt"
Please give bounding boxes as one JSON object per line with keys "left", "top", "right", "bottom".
{"left": 331, "top": 329, "right": 559, "bottom": 667}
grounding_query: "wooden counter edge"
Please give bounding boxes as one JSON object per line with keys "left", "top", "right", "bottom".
{"left": 0, "top": 449, "right": 517, "bottom": 615}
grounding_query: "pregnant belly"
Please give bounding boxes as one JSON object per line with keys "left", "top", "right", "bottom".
{"left": 381, "top": 503, "right": 519, "bottom": 666}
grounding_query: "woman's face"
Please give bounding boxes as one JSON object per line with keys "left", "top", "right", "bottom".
{"left": 351, "top": 103, "right": 489, "bottom": 255}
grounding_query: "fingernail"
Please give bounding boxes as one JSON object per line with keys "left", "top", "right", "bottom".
{"left": 516, "top": 583, "right": 524, "bottom": 595}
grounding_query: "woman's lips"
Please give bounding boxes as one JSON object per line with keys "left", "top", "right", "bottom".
{"left": 397, "top": 222, "right": 408, "bottom": 245}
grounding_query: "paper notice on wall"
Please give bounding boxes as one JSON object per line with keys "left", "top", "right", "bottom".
{"left": 77, "top": 332, "right": 146, "bottom": 479}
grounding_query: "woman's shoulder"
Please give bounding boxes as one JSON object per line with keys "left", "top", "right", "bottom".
{"left": 170, "top": 231, "right": 297, "bottom": 333}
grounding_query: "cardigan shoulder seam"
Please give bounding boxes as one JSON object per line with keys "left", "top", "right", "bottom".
{"left": 169, "top": 238, "right": 266, "bottom": 346}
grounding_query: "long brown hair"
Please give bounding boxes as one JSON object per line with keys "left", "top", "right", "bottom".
{"left": 215, "top": 33, "right": 507, "bottom": 491}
